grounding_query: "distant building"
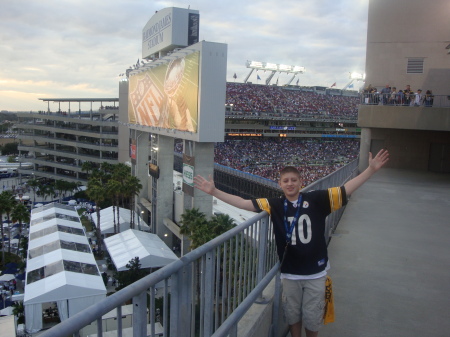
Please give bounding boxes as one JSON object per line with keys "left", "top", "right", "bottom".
{"left": 15, "top": 98, "right": 120, "bottom": 183}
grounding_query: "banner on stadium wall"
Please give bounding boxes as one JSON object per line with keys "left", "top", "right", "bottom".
{"left": 130, "top": 139, "right": 136, "bottom": 164}
{"left": 182, "top": 154, "right": 195, "bottom": 197}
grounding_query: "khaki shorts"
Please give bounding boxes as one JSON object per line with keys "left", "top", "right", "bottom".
{"left": 281, "top": 276, "right": 326, "bottom": 331}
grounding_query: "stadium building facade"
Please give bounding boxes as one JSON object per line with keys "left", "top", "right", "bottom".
{"left": 15, "top": 98, "right": 120, "bottom": 183}
{"left": 359, "top": 0, "right": 450, "bottom": 173}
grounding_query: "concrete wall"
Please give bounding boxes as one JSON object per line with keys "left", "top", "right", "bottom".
{"left": 118, "top": 81, "right": 130, "bottom": 163}
{"left": 358, "top": 105, "right": 450, "bottom": 132}
{"left": 359, "top": 127, "right": 450, "bottom": 171}
{"left": 237, "top": 278, "right": 289, "bottom": 337}
{"left": 154, "top": 135, "right": 175, "bottom": 247}
{"left": 366, "top": 0, "right": 450, "bottom": 94}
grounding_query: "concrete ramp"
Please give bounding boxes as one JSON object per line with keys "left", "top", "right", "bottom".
{"left": 321, "top": 169, "right": 450, "bottom": 337}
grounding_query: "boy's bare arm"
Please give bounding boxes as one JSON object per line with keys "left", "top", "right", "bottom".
{"left": 344, "top": 149, "right": 389, "bottom": 196}
{"left": 194, "top": 175, "right": 257, "bottom": 212}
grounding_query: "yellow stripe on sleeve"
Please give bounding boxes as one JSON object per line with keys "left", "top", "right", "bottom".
{"left": 328, "top": 187, "right": 343, "bottom": 212}
{"left": 256, "top": 198, "right": 271, "bottom": 215}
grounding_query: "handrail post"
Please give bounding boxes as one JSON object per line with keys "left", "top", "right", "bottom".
{"left": 170, "top": 263, "right": 193, "bottom": 337}
{"left": 116, "top": 305, "right": 122, "bottom": 337}
{"left": 203, "top": 249, "right": 216, "bottom": 336}
{"left": 271, "top": 269, "right": 281, "bottom": 337}
{"left": 256, "top": 216, "right": 269, "bottom": 302}
{"left": 132, "top": 291, "right": 147, "bottom": 337}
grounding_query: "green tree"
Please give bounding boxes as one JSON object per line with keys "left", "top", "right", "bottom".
{"left": 11, "top": 203, "right": 30, "bottom": 253}
{"left": 27, "top": 178, "right": 41, "bottom": 206}
{"left": 114, "top": 257, "right": 146, "bottom": 291}
{"left": 81, "top": 161, "right": 94, "bottom": 176}
{"left": 111, "top": 163, "right": 131, "bottom": 230}
{"left": 124, "top": 175, "right": 142, "bottom": 229}
{"left": 12, "top": 301, "right": 25, "bottom": 324}
{"left": 86, "top": 178, "right": 106, "bottom": 255}
{"left": 209, "top": 214, "right": 236, "bottom": 235}
{"left": 54, "top": 179, "right": 69, "bottom": 203}
{"left": 106, "top": 179, "right": 121, "bottom": 233}
{"left": 180, "top": 209, "right": 236, "bottom": 250}
{"left": 0, "top": 191, "right": 18, "bottom": 254}
{"left": 36, "top": 184, "right": 54, "bottom": 202}
{"left": 1, "top": 142, "right": 18, "bottom": 155}
{"left": 19, "top": 236, "right": 28, "bottom": 260}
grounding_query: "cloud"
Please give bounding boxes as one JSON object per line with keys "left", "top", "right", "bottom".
{"left": 0, "top": 0, "right": 368, "bottom": 111}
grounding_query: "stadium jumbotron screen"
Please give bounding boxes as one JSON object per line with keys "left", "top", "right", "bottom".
{"left": 128, "top": 51, "right": 200, "bottom": 133}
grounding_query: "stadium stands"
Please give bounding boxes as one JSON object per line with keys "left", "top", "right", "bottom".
{"left": 226, "top": 82, "right": 359, "bottom": 118}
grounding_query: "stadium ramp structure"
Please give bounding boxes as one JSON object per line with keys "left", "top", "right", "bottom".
{"left": 38, "top": 161, "right": 358, "bottom": 337}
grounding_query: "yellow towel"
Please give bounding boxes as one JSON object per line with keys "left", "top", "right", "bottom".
{"left": 323, "top": 275, "right": 335, "bottom": 324}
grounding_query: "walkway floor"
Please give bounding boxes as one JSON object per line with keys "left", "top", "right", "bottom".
{"left": 317, "top": 168, "right": 450, "bottom": 337}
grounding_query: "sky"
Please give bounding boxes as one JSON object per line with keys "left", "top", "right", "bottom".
{"left": 0, "top": 0, "right": 369, "bottom": 112}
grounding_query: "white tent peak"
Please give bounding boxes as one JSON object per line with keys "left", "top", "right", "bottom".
{"left": 104, "top": 229, "right": 178, "bottom": 271}
{"left": 93, "top": 206, "right": 150, "bottom": 234}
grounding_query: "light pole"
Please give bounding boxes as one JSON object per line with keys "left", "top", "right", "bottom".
{"left": 137, "top": 210, "right": 144, "bottom": 231}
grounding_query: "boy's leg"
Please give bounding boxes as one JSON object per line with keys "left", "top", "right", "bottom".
{"left": 282, "top": 279, "right": 303, "bottom": 336}
{"left": 290, "top": 321, "right": 303, "bottom": 337}
{"left": 302, "top": 276, "right": 326, "bottom": 335}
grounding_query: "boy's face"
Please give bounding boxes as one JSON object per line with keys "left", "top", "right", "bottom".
{"left": 279, "top": 172, "right": 302, "bottom": 201}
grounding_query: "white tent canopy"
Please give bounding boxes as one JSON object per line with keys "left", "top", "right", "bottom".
{"left": 92, "top": 206, "right": 150, "bottom": 234}
{"left": 104, "top": 229, "right": 178, "bottom": 271}
{"left": 0, "top": 274, "right": 15, "bottom": 282}
{"left": 24, "top": 203, "right": 106, "bottom": 333}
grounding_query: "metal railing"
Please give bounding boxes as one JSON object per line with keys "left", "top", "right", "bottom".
{"left": 39, "top": 159, "right": 359, "bottom": 337}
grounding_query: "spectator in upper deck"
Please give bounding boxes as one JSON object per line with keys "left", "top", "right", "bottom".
{"left": 424, "top": 90, "right": 434, "bottom": 107}
{"left": 396, "top": 90, "right": 405, "bottom": 105}
{"left": 389, "top": 87, "right": 398, "bottom": 105}
{"left": 380, "top": 84, "right": 391, "bottom": 105}
{"left": 414, "top": 89, "right": 423, "bottom": 106}
{"left": 403, "top": 84, "right": 413, "bottom": 106}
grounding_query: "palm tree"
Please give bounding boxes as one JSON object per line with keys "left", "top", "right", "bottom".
{"left": 65, "top": 181, "right": 79, "bottom": 201}
{"left": 180, "top": 209, "right": 236, "bottom": 250}
{"left": 11, "top": 203, "right": 30, "bottom": 255}
{"left": 106, "top": 179, "right": 121, "bottom": 233}
{"left": 12, "top": 301, "right": 25, "bottom": 324}
{"left": 0, "top": 195, "right": 4, "bottom": 263}
{"left": 0, "top": 191, "right": 18, "bottom": 253}
{"left": 27, "top": 178, "right": 41, "bottom": 206}
{"left": 86, "top": 178, "right": 106, "bottom": 255}
{"left": 37, "top": 184, "right": 54, "bottom": 202}
{"left": 209, "top": 214, "right": 236, "bottom": 234}
{"left": 100, "top": 162, "right": 114, "bottom": 176}
{"left": 124, "top": 176, "right": 142, "bottom": 229}
{"left": 54, "top": 179, "right": 69, "bottom": 203}
{"left": 179, "top": 208, "right": 210, "bottom": 250}
{"left": 81, "top": 161, "right": 94, "bottom": 177}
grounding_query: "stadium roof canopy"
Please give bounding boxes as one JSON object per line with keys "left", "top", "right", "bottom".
{"left": 24, "top": 203, "right": 106, "bottom": 333}
{"left": 104, "top": 229, "right": 178, "bottom": 271}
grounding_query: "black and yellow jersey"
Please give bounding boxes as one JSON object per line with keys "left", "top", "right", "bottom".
{"left": 252, "top": 187, "right": 347, "bottom": 276}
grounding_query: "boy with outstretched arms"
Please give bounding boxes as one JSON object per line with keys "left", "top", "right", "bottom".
{"left": 194, "top": 149, "right": 389, "bottom": 337}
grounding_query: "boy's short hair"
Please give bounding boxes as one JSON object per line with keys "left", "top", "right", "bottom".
{"left": 279, "top": 166, "right": 301, "bottom": 179}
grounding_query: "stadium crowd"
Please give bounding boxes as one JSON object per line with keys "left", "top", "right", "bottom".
{"left": 176, "top": 138, "right": 360, "bottom": 187}
{"left": 226, "top": 82, "right": 359, "bottom": 118}
{"left": 214, "top": 139, "right": 359, "bottom": 186}
{"left": 174, "top": 82, "right": 361, "bottom": 187}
